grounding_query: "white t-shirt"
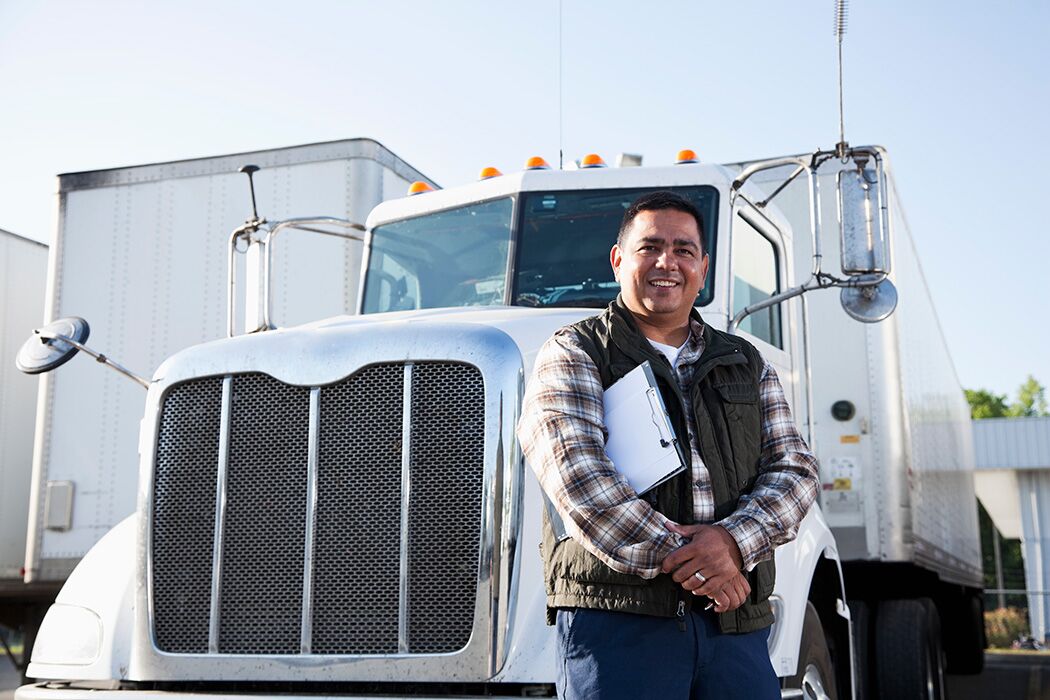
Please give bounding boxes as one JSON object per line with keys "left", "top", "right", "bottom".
{"left": 647, "top": 337, "right": 688, "bottom": 369}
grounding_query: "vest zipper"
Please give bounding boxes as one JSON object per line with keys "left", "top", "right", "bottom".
{"left": 676, "top": 599, "right": 686, "bottom": 631}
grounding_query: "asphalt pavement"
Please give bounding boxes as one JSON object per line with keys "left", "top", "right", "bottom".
{"left": 4, "top": 651, "right": 1050, "bottom": 699}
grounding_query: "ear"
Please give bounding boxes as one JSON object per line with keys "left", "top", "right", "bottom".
{"left": 610, "top": 244, "right": 623, "bottom": 281}
{"left": 698, "top": 252, "right": 710, "bottom": 289}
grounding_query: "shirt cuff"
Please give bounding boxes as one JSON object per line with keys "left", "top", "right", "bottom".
{"left": 716, "top": 513, "right": 771, "bottom": 572}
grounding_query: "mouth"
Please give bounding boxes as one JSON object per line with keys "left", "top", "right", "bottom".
{"left": 648, "top": 279, "right": 680, "bottom": 288}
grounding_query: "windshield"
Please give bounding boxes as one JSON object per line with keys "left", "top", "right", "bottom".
{"left": 513, "top": 186, "right": 718, "bottom": 308}
{"left": 361, "top": 185, "right": 719, "bottom": 314}
{"left": 361, "top": 197, "right": 513, "bottom": 314}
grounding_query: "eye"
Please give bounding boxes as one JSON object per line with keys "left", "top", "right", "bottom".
{"left": 676, "top": 248, "right": 695, "bottom": 257}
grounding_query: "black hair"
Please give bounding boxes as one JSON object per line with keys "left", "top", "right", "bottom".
{"left": 617, "top": 191, "right": 705, "bottom": 251}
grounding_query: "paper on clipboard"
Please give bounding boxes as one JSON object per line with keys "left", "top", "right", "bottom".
{"left": 603, "top": 361, "right": 686, "bottom": 495}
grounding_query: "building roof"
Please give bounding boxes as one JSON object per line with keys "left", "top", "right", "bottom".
{"left": 973, "top": 416, "right": 1050, "bottom": 470}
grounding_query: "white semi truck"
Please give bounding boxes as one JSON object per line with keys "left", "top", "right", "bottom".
{"left": 3, "top": 139, "right": 432, "bottom": 673}
{"left": 14, "top": 144, "right": 982, "bottom": 700}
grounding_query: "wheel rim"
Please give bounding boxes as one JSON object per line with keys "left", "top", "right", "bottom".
{"left": 802, "top": 663, "right": 832, "bottom": 700}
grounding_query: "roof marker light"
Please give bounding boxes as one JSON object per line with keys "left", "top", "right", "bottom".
{"left": 580, "top": 153, "right": 607, "bottom": 168}
{"left": 676, "top": 149, "right": 699, "bottom": 164}
{"left": 479, "top": 166, "right": 503, "bottom": 180}
{"left": 525, "top": 156, "right": 551, "bottom": 170}
{"left": 407, "top": 181, "right": 434, "bottom": 195}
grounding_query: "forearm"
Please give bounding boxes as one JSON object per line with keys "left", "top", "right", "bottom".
{"left": 717, "top": 362, "right": 819, "bottom": 569}
{"left": 518, "top": 332, "right": 681, "bottom": 579}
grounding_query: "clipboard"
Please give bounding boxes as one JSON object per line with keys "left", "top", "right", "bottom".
{"left": 603, "top": 361, "right": 687, "bottom": 495}
{"left": 545, "top": 360, "right": 686, "bottom": 542}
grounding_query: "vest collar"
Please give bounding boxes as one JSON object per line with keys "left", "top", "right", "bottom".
{"left": 607, "top": 295, "right": 746, "bottom": 383}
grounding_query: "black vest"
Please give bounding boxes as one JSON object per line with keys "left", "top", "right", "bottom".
{"left": 539, "top": 297, "right": 775, "bottom": 633}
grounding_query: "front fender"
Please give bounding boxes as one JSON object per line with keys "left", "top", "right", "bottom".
{"left": 27, "top": 516, "right": 137, "bottom": 683}
{"left": 768, "top": 506, "right": 842, "bottom": 677}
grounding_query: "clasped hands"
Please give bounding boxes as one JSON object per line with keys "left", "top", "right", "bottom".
{"left": 661, "top": 522, "right": 750, "bottom": 613}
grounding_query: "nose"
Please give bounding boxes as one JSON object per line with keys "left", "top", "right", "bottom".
{"left": 655, "top": 248, "right": 677, "bottom": 270}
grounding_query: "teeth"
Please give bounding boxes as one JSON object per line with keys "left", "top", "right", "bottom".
{"left": 651, "top": 280, "right": 678, "bottom": 287}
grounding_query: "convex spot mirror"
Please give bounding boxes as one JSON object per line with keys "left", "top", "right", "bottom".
{"left": 837, "top": 165, "right": 890, "bottom": 276}
{"left": 16, "top": 317, "right": 90, "bottom": 374}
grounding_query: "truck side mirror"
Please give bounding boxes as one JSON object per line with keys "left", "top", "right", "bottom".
{"left": 837, "top": 165, "right": 889, "bottom": 276}
{"left": 16, "top": 317, "right": 91, "bottom": 374}
{"left": 837, "top": 156, "right": 898, "bottom": 323}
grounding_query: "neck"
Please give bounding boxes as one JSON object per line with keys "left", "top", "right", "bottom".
{"left": 632, "top": 313, "right": 690, "bottom": 347}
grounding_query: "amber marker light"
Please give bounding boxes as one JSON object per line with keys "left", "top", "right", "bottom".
{"left": 479, "top": 166, "right": 503, "bottom": 180}
{"left": 676, "top": 149, "right": 699, "bottom": 164}
{"left": 579, "top": 153, "right": 607, "bottom": 168}
{"left": 524, "top": 156, "right": 551, "bottom": 170}
{"left": 407, "top": 181, "right": 434, "bottom": 195}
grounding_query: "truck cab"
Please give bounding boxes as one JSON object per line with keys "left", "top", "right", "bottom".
{"left": 20, "top": 151, "right": 907, "bottom": 699}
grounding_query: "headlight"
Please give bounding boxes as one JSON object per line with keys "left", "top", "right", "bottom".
{"left": 32, "top": 604, "right": 102, "bottom": 666}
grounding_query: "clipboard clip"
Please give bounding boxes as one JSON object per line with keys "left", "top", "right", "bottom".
{"left": 646, "top": 387, "right": 676, "bottom": 448}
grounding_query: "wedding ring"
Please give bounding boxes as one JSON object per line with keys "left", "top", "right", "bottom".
{"left": 693, "top": 570, "right": 706, "bottom": 583}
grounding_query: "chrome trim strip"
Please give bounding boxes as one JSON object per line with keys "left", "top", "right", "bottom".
{"left": 398, "top": 362, "right": 413, "bottom": 654}
{"left": 208, "top": 376, "right": 233, "bottom": 654}
{"left": 300, "top": 387, "right": 321, "bottom": 654}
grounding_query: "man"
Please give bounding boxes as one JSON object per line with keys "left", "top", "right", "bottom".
{"left": 517, "top": 191, "right": 819, "bottom": 699}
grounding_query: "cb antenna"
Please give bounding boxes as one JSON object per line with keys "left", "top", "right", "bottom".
{"left": 239, "top": 164, "right": 262, "bottom": 222}
{"left": 834, "top": 0, "right": 849, "bottom": 159}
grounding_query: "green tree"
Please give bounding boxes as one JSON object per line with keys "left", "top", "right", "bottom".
{"left": 965, "top": 388, "right": 1009, "bottom": 419}
{"left": 1008, "top": 375, "right": 1049, "bottom": 418}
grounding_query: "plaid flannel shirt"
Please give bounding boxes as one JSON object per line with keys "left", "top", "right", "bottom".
{"left": 517, "top": 317, "right": 819, "bottom": 579}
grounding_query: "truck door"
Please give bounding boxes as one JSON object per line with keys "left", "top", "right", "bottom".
{"left": 728, "top": 209, "right": 797, "bottom": 414}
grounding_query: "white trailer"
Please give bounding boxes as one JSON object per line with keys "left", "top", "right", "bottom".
{"left": 10, "top": 139, "right": 432, "bottom": 669}
{"left": 0, "top": 228, "right": 49, "bottom": 655}
{"left": 14, "top": 144, "right": 981, "bottom": 700}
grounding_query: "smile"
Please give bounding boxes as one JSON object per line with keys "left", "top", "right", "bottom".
{"left": 649, "top": 280, "right": 679, "bottom": 287}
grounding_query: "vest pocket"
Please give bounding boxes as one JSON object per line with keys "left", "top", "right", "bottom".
{"left": 750, "top": 559, "right": 776, "bottom": 603}
{"left": 713, "top": 382, "right": 762, "bottom": 489}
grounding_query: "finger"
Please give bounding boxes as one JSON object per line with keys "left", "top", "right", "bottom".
{"left": 665, "top": 521, "right": 704, "bottom": 537}
{"left": 724, "top": 581, "right": 746, "bottom": 611}
{"left": 671, "top": 558, "right": 704, "bottom": 584}
{"left": 662, "top": 544, "right": 700, "bottom": 575}
{"left": 695, "top": 574, "right": 732, "bottom": 598}
{"left": 680, "top": 571, "right": 705, "bottom": 591}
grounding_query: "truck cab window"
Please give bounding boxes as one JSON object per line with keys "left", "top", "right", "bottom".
{"left": 362, "top": 198, "right": 514, "bottom": 314}
{"left": 732, "top": 214, "right": 782, "bottom": 348}
{"left": 513, "top": 186, "right": 718, "bottom": 309}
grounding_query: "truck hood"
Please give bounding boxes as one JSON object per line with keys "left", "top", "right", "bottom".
{"left": 154, "top": 305, "right": 728, "bottom": 389}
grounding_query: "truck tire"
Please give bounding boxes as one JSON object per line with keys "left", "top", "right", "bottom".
{"left": 847, "top": 599, "right": 870, "bottom": 700}
{"left": 944, "top": 592, "right": 985, "bottom": 674}
{"left": 875, "top": 599, "right": 945, "bottom": 700}
{"left": 785, "top": 602, "right": 838, "bottom": 700}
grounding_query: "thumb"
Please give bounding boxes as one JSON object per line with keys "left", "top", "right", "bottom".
{"left": 665, "top": 521, "right": 703, "bottom": 537}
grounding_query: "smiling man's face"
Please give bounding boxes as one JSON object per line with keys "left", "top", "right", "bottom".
{"left": 611, "top": 208, "right": 709, "bottom": 331}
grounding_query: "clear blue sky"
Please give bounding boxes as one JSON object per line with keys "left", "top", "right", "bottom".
{"left": 1, "top": 1, "right": 1047, "bottom": 397}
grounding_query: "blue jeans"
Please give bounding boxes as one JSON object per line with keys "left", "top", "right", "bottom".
{"left": 556, "top": 607, "right": 779, "bottom": 700}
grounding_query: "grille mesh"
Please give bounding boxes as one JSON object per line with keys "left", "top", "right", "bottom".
{"left": 312, "top": 364, "right": 404, "bottom": 654}
{"left": 218, "top": 374, "right": 310, "bottom": 654}
{"left": 152, "top": 377, "right": 223, "bottom": 653}
{"left": 151, "top": 362, "right": 486, "bottom": 657}
{"left": 408, "top": 364, "right": 485, "bottom": 653}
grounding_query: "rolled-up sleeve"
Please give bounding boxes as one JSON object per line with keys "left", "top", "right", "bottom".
{"left": 717, "top": 361, "right": 820, "bottom": 570}
{"left": 517, "top": 330, "right": 680, "bottom": 579}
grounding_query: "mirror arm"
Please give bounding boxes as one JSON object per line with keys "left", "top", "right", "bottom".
{"left": 729, "top": 271, "right": 888, "bottom": 332}
{"left": 34, "top": 330, "right": 150, "bottom": 389}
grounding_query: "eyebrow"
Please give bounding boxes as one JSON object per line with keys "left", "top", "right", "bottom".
{"left": 638, "top": 236, "right": 701, "bottom": 250}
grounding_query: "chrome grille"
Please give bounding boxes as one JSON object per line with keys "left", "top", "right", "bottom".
{"left": 151, "top": 362, "right": 485, "bottom": 656}
{"left": 408, "top": 364, "right": 485, "bottom": 653}
{"left": 152, "top": 377, "right": 223, "bottom": 653}
{"left": 219, "top": 374, "right": 311, "bottom": 654}
{"left": 312, "top": 364, "right": 404, "bottom": 654}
